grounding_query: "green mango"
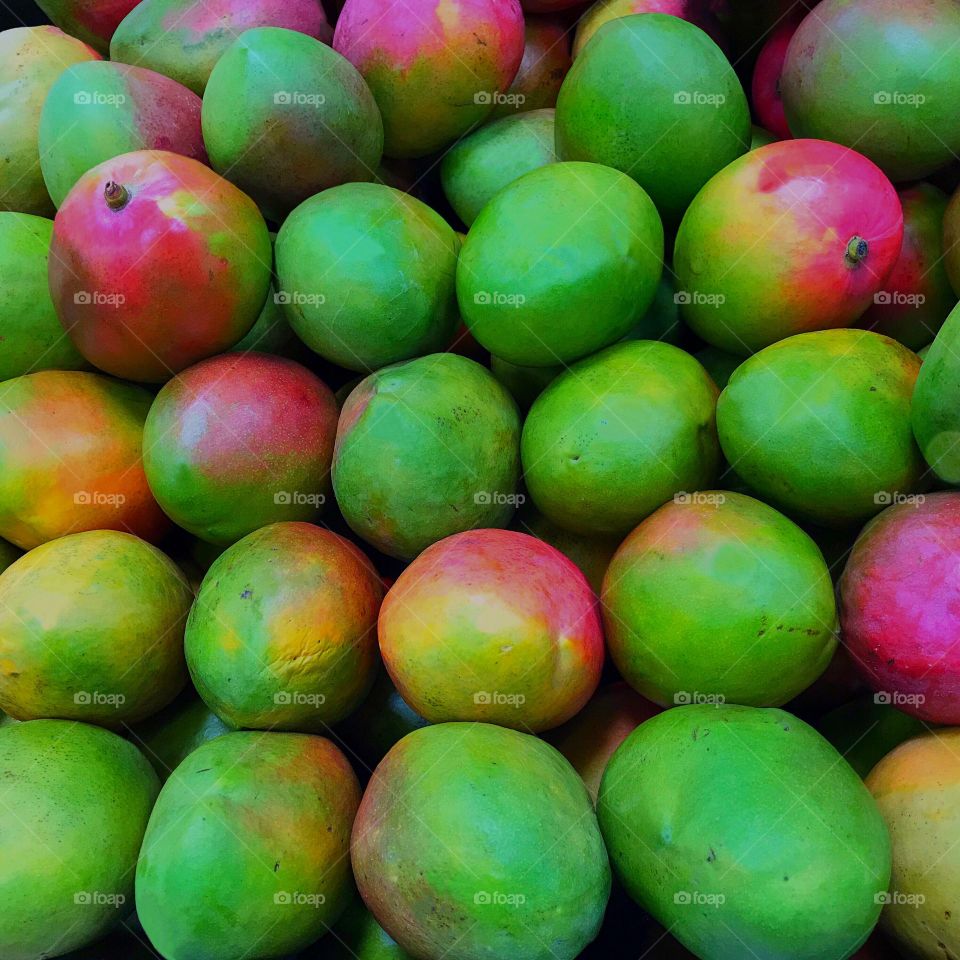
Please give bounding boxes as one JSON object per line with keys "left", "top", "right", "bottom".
{"left": 0, "top": 719, "right": 159, "bottom": 960}
{"left": 136, "top": 731, "right": 360, "bottom": 960}
{"left": 599, "top": 704, "right": 891, "bottom": 959}
{"left": 324, "top": 898, "right": 414, "bottom": 959}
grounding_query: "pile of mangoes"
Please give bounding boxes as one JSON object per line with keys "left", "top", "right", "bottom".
{"left": 2, "top": 0, "right": 960, "bottom": 958}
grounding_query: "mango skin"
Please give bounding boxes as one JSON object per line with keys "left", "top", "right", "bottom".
{"left": 867, "top": 729, "right": 960, "bottom": 959}
{"left": 556, "top": 14, "right": 749, "bottom": 224}
{"left": 35, "top": 0, "right": 139, "bottom": 54}
{"left": 674, "top": 139, "right": 903, "bottom": 355}
{"left": 275, "top": 182, "right": 458, "bottom": 371}
{"left": 110, "top": 0, "right": 330, "bottom": 95}
{"left": 718, "top": 329, "right": 925, "bottom": 527}
{"left": 333, "top": 353, "right": 522, "bottom": 559}
{"left": 379, "top": 529, "right": 604, "bottom": 731}
{"left": 599, "top": 705, "right": 891, "bottom": 960}
{"left": 352, "top": 723, "right": 611, "bottom": 960}
{"left": 602, "top": 491, "right": 838, "bottom": 708}
{"left": 327, "top": 899, "right": 413, "bottom": 959}
{"left": 441, "top": 108, "right": 556, "bottom": 227}
{"left": 0, "top": 719, "right": 160, "bottom": 960}
{"left": 457, "top": 162, "right": 664, "bottom": 367}
{"left": 490, "top": 14, "right": 570, "bottom": 119}
{"left": 946, "top": 184, "right": 960, "bottom": 297}
{"left": 333, "top": 0, "right": 525, "bottom": 158}
{"left": 0, "top": 213, "right": 87, "bottom": 380}
{"left": 0, "top": 370, "right": 167, "bottom": 550}
{"left": 136, "top": 731, "right": 360, "bottom": 960}
{"left": 39, "top": 60, "right": 206, "bottom": 208}
{"left": 0, "top": 530, "right": 191, "bottom": 726}
{"left": 522, "top": 340, "right": 720, "bottom": 537}
{"left": 202, "top": 28, "right": 383, "bottom": 222}
{"left": 186, "top": 522, "right": 383, "bottom": 729}
{"left": 911, "top": 301, "right": 960, "bottom": 482}
{"left": 0, "top": 26, "right": 101, "bottom": 217}
{"left": 142, "top": 353, "right": 339, "bottom": 545}
{"left": 781, "top": 0, "right": 960, "bottom": 181}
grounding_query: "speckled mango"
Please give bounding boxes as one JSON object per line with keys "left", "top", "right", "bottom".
{"left": 39, "top": 60, "right": 206, "bottom": 208}
{"left": 49, "top": 150, "right": 272, "bottom": 382}
{"left": 599, "top": 705, "right": 891, "bottom": 960}
{"left": 457, "top": 162, "right": 663, "bottom": 366}
{"left": 717, "top": 329, "right": 925, "bottom": 527}
{"left": 142, "top": 353, "right": 339, "bottom": 544}
{"left": 491, "top": 14, "right": 569, "bottom": 118}
{"left": 136, "top": 731, "right": 360, "bottom": 960}
{"left": 0, "top": 530, "right": 191, "bottom": 726}
{"left": 0, "top": 26, "right": 100, "bottom": 216}
{"left": 352, "top": 723, "right": 611, "bottom": 960}
{"left": 0, "top": 212, "right": 87, "bottom": 380}
{"left": 332, "top": 353, "right": 521, "bottom": 559}
{"left": 333, "top": 0, "right": 525, "bottom": 158}
{"left": 0, "top": 370, "right": 167, "bottom": 549}
{"left": 186, "top": 522, "right": 383, "bottom": 729}
{"left": 202, "top": 28, "right": 383, "bottom": 222}
{"left": 110, "top": 0, "right": 331, "bottom": 95}
{"left": 0, "top": 719, "right": 159, "bottom": 960}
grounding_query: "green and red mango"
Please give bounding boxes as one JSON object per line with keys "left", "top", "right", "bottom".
{"left": 840, "top": 493, "right": 960, "bottom": 725}
{"left": 491, "top": 14, "right": 570, "bottom": 118}
{"left": 275, "top": 182, "right": 459, "bottom": 370}
{"left": 35, "top": 0, "right": 140, "bottom": 54}
{"left": 441, "top": 108, "right": 556, "bottom": 227}
{"left": 0, "top": 26, "right": 101, "bottom": 217}
{"left": 602, "top": 491, "right": 838, "bottom": 708}
{"left": 717, "top": 330, "right": 925, "bottom": 527}
{"left": 0, "top": 370, "right": 166, "bottom": 549}
{"left": 110, "top": 0, "right": 331, "bottom": 95}
{"left": 333, "top": 0, "right": 526, "bottom": 158}
{"left": 333, "top": 353, "right": 522, "bottom": 559}
{"left": 674, "top": 139, "right": 903, "bottom": 354}
{"left": 352, "top": 723, "right": 610, "bottom": 960}
{"left": 556, "top": 13, "right": 749, "bottom": 224}
{"left": 749, "top": 16, "right": 797, "bottom": 140}
{"left": 0, "top": 212, "right": 87, "bottom": 380}
{"left": 142, "top": 353, "right": 338, "bottom": 544}
{"left": 781, "top": 0, "right": 960, "bottom": 181}
{"left": 49, "top": 150, "right": 272, "bottom": 382}
{"left": 457, "top": 162, "right": 663, "bottom": 366}
{"left": 39, "top": 60, "right": 207, "bottom": 208}
{"left": 136, "top": 731, "right": 360, "bottom": 960}
{"left": 0, "top": 530, "right": 191, "bottom": 726}
{"left": 521, "top": 340, "right": 720, "bottom": 537}
{"left": 186, "top": 521, "right": 383, "bottom": 729}
{"left": 202, "top": 28, "right": 384, "bottom": 222}
{"left": 379, "top": 528, "right": 604, "bottom": 731}
{"left": 599, "top": 705, "right": 891, "bottom": 960}
{"left": 0, "top": 719, "right": 159, "bottom": 960}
